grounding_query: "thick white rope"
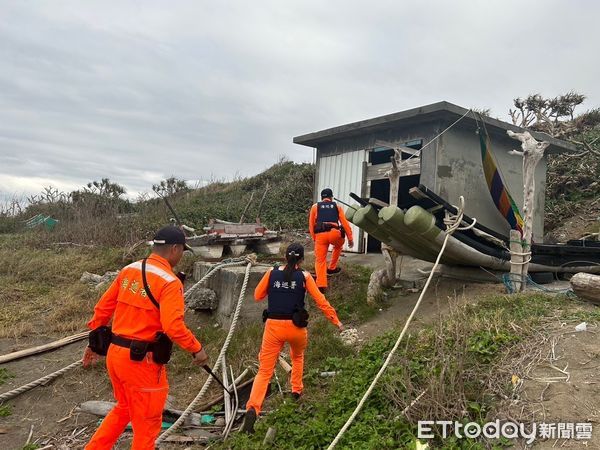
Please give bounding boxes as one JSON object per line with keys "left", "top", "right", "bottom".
{"left": 0, "top": 360, "right": 83, "bottom": 403}
{"left": 157, "top": 260, "right": 253, "bottom": 445}
{"left": 327, "top": 197, "right": 473, "bottom": 449}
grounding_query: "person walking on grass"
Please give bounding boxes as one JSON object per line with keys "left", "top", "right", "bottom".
{"left": 240, "top": 242, "right": 344, "bottom": 434}
{"left": 82, "top": 226, "right": 209, "bottom": 450}
{"left": 309, "top": 188, "right": 354, "bottom": 293}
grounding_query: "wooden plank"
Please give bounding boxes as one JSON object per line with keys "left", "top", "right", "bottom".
{"left": 193, "top": 378, "right": 255, "bottom": 412}
{"left": 366, "top": 159, "right": 420, "bottom": 181}
{"left": 368, "top": 198, "right": 389, "bottom": 208}
{"left": 0, "top": 332, "right": 88, "bottom": 364}
{"left": 408, "top": 186, "right": 427, "bottom": 200}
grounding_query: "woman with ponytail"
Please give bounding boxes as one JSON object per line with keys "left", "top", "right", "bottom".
{"left": 241, "top": 243, "right": 344, "bottom": 433}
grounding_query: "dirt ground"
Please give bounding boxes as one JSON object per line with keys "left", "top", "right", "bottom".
{"left": 508, "top": 321, "right": 600, "bottom": 449}
{"left": 0, "top": 313, "right": 219, "bottom": 450}
{"left": 0, "top": 338, "right": 112, "bottom": 449}
{"left": 1, "top": 253, "right": 599, "bottom": 449}
{"left": 0, "top": 278, "right": 502, "bottom": 450}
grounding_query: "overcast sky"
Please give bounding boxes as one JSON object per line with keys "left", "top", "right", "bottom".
{"left": 1, "top": 0, "right": 598, "bottom": 201}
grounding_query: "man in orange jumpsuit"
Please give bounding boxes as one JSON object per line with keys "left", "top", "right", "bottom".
{"left": 309, "top": 188, "right": 354, "bottom": 291}
{"left": 240, "top": 243, "right": 343, "bottom": 434}
{"left": 83, "top": 226, "right": 209, "bottom": 450}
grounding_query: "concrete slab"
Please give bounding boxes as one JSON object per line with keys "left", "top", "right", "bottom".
{"left": 193, "top": 262, "right": 270, "bottom": 328}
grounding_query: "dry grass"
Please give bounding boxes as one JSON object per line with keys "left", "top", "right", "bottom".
{"left": 382, "top": 292, "right": 591, "bottom": 432}
{"left": 0, "top": 236, "right": 123, "bottom": 338}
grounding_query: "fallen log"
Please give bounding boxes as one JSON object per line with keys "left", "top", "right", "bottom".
{"left": 0, "top": 331, "right": 88, "bottom": 364}
{"left": 571, "top": 272, "right": 600, "bottom": 305}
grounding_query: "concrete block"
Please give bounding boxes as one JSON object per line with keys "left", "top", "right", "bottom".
{"left": 193, "top": 262, "right": 270, "bottom": 328}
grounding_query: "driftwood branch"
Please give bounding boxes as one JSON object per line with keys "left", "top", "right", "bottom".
{"left": 367, "top": 148, "right": 402, "bottom": 304}
{"left": 507, "top": 130, "right": 550, "bottom": 290}
{"left": 239, "top": 192, "right": 255, "bottom": 224}
{"left": 255, "top": 183, "right": 270, "bottom": 222}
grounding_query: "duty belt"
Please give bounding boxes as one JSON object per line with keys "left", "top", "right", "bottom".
{"left": 314, "top": 222, "right": 340, "bottom": 233}
{"left": 111, "top": 334, "right": 155, "bottom": 350}
{"left": 265, "top": 313, "right": 294, "bottom": 320}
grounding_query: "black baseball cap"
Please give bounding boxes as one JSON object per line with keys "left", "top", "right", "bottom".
{"left": 320, "top": 188, "right": 333, "bottom": 199}
{"left": 152, "top": 226, "right": 193, "bottom": 252}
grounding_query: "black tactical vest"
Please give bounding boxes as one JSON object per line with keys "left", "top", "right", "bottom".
{"left": 316, "top": 201, "right": 339, "bottom": 223}
{"left": 267, "top": 268, "right": 306, "bottom": 315}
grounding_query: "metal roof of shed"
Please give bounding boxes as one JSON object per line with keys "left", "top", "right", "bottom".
{"left": 293, "top": 101, "right": 576, "bottom": 154}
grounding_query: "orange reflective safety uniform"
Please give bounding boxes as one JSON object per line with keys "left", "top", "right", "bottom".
{"left": 245, "top": 267, "right": 341, "bottom": 414}
{"left": 85, "top": 254, "right": 202, "bottom": 450}
{"left": 309, "top": 199, "right": 353, "bottom": 288}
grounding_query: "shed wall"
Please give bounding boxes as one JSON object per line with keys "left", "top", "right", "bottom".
{"left": 316, "top": 149, "right": 366, "bottom": 252}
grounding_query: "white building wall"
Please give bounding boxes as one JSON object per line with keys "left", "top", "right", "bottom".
{"left": 316, "top": 149, "right": 366, "bottom": 252}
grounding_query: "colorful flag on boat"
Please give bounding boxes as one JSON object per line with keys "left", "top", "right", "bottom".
{"left": 479, "top": 129, "right": 524, "bottom": 234}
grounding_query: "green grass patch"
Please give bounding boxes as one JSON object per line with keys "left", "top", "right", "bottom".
{"left": 221, "top": 292, "right": 598, "bottom": 449}
{"left": 0, "top": 368, "right": 12, "bottom": 385}
{"left": 323, "top": 263, "right": 377, "bottom": 325}
{"left": 0, "top": 404, "right": 11, "bottom": 417}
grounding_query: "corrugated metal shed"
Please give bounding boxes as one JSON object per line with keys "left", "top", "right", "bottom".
{"left": 316, "top": 149, "right": 366, "bottom": 252}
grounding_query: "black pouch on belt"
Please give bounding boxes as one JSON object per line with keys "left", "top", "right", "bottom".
{"left": 292, "top": 308, "right": 309, "bottom": 328}
{"left": 315, "top": 222, "right": 333, "bottom": 233}
{"left": 88, "top": 326, "right": 112, "bottom": 356}
{"left": 262, "top": 309, "right": 269, "bottom": 323}
{"left": 152, "top": 332, "right": 173, "bottom": 364}
{"left": 129, "top": 340, "right": 149, "bottom": 361}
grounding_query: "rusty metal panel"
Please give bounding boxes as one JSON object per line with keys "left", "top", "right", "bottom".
{"left": 317, "top": 149, "right": 366, "bottom": 252}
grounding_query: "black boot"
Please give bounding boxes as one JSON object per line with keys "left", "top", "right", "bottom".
{"left": 240, "top": 408, "right": 257, "bottom": 434}
{"left": 327, "top": 267, "right": 342, "bottom": 275}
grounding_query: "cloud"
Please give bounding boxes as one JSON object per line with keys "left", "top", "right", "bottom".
{"left": 0, "top": 0, "right": 598, "bottom": 199}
